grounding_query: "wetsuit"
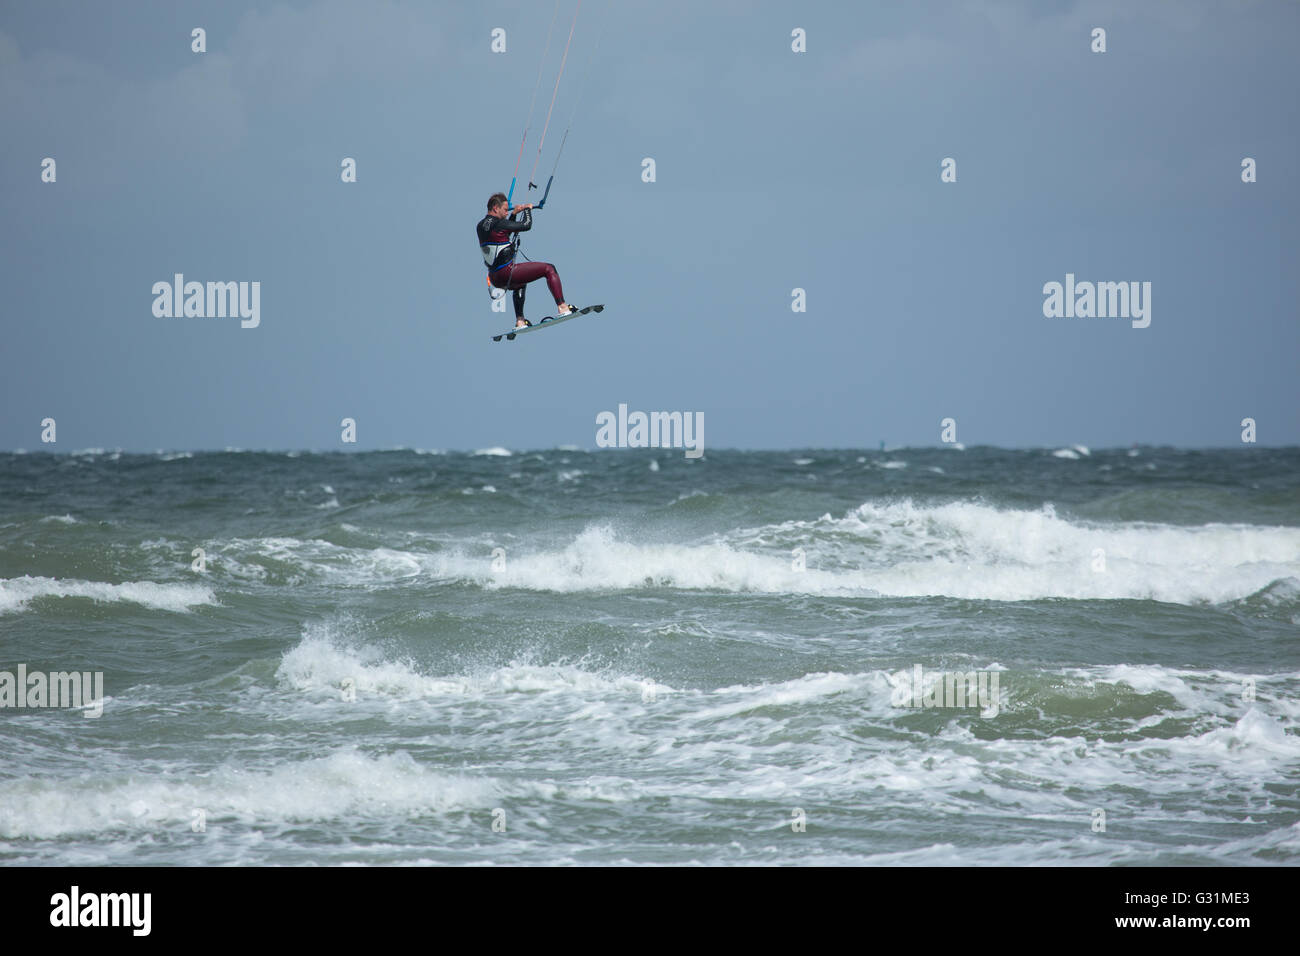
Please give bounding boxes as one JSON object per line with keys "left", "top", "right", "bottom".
{"left": 476, "top": 207, "right": 565, "bottom": 319}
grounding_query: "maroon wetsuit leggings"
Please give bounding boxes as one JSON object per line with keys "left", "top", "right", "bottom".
{"left": 490, "top": 261, "right": 564, "bottom": 317}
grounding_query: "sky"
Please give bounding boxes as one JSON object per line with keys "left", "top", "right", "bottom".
{"left": 1, "top": 0, "right": 1297, "bottom": 452}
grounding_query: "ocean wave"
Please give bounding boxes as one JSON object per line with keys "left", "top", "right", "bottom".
{"left": 0, "top": 750, "right": 494, "bottom": 839}
{"left": 276, "top": 628, "right": 668, "bottom": 702}
{"left": 0, "top": 575, "right": 216, "bottom": 614}
{"left": 450, "top": 525, "right": 849, "bottom": 595}
{"left": 426, "top": 500, "right": 1300, "bottom": 604}
{"left": 118, "top": 500, "right": 1300, "bottom": 606}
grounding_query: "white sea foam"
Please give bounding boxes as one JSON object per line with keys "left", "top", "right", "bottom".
{"left": 423, "top": 500, "right": 1300, "bottom": 604}
{"left": 276, "top": 628, "right": 667, "bottom": 702}
{"left": 0, "top": 750, "right": 495, "bottom": 839}
{"left": 832, "top": 500, "right": 1300, "bottom": 603}
{"left": 0, "top": 576, "right": 216, "bottom": 614}
{"left": 473, "top": 447, "right": 512, "bottom": 456}
{"left": 449, "top": 525, "right": 849, "bottom": 595}
{"left": 695, "top": 671, "right": 878, "bottom": 720}
{"left": 211, "top": 537, "right": 430, "bottom": 585}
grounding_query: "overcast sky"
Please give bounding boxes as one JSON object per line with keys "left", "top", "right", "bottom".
{"left": 2, "top": 0, "right": 1296, "bottom": 451}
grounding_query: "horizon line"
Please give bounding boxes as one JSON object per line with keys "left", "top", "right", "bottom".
{"left": 3, "top": 443, "right": 1294, "bottom": 456}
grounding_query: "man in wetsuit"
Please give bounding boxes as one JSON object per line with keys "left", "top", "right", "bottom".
{"left": 476, "top": 192, "right": 574, "bottom": 329}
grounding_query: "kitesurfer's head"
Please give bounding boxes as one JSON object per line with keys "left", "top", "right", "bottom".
{"left": 488, "top": 192, "right": 508, "bottom": 216}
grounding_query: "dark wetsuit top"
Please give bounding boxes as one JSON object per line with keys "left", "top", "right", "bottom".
{"left": 476, "top": 209, "right": 532, "bottom": 272}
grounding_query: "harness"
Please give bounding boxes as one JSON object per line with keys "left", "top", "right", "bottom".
{"left": 479, "top": 211, "right": 529, "bottom": 299}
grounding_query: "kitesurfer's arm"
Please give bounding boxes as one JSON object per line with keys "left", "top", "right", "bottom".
{"left": 494, "top": 206, "right": 532, "bottom": 233}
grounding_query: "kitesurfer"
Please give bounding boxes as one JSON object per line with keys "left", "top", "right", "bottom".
{"left": 476, "top": 192, "right": 573, "bottom": 329}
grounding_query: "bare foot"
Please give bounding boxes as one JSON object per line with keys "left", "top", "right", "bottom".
{"left": 515, "top": 318, "right": 530, "bottom": 328}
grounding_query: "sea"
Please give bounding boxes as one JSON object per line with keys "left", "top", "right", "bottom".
{"left": 1, "top": 445, "right": 1297, "bottom": 866}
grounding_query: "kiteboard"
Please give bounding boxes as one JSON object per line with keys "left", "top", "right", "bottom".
{"left": 492, "top": 304, "right": 605, "bottom": 342}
